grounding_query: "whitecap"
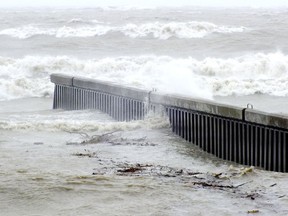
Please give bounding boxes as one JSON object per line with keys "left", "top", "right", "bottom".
{"left": 0, "top": 21, "right": 246, "bottom": 39}
{"left": 1, "top": 52, "right": 288, "bottom": 102}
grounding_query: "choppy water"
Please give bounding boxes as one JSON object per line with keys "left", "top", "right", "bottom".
{"left": 1, "top": 7, "right": 288, "bottom": 100}
{"left": 0, "top": 6, "right": 288, "bottom": 215}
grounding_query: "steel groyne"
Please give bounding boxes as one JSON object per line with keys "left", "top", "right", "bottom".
{"left": 51, "top": 74, "right": 288, "bottom": 172}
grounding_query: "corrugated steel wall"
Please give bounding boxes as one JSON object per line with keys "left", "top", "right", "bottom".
{"left": 52, "top": 84, "right": 288, "bottom": 172}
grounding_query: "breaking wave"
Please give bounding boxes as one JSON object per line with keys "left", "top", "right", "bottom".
{"left": 0, "top": 110, "right": 169, "bottom": 131}
{"left": 0, "top": 52, "right": 288, "bottom": 101}
{"left": 67, "top": 18, "right": 107, "bottom": 25}
{"left": 0, "top": 21, "right": 245, "bottom": 39}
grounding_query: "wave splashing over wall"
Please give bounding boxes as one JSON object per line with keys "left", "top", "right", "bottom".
{"left": 0, "top": 52, "right": 288, "bottom": 101}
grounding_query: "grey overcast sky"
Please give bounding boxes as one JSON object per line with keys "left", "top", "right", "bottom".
{"left": 0, "top": 0, "right": 287, "bottom": 8}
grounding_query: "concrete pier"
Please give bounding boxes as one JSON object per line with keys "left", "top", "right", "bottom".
{"left": 51, "top": 73, "right": 288, "bottom": 172}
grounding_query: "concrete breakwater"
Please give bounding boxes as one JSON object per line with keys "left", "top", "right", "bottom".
{"left": 51, "top": 73, "right": 288, "bottom": 172}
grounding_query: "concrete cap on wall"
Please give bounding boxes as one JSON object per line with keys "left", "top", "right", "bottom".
{"left": 50, "top": 73, "right": 73, "bottom": 86}
{"left": 50, "top": 73, "right": 149, "bottom": 101}
{"left": 150, "top": 92, "right": 244, "bottom": 120}
{"left": 72, "top": 76, "right": 149, "bottom": 101}
{"left": 245, "top": 109, "right": 288, "bottom": 129}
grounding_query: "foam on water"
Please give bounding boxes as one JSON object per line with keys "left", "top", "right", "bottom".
{"left": 0, "top": 52, "right": 288, "bottom": 101}
{"left": 0, "top": 7, "right": 288, "bottom": 216}
{"left": 0, "top": 109, "right": 169, "bottom": 132}
{"left": 0, "top": 21, "right": 245, "bottom": 39}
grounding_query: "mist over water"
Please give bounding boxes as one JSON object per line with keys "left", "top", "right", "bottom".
{"left": 1, "top": 0, "right": 288, "bottom": 8}
{"left": 1, "top": 6, "right": 288, "bottom": 216}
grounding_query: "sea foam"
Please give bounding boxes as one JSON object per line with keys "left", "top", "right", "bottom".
{"left": 0, "top": 21, "right": 245, "bottom": 39}
{"left": 0, "top": 110, "right": 169, "bottom": 132}
{"left": 0, "top": 52, "right": 287, "bottom": 101}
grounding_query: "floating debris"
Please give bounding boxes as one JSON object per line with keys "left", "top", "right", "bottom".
{"left": 72, "top": 149, "right": 97, "bottom": 158}
{"left": 92, "top": 162, "right": 243, "bottom": 191}
{"left": 65, "top": 130, "right": 119, "bottom": 145}
{"left": 240, "top": 167, "right": 254, "bottom": 176}
{"left": 247, "top": 209, "right": 259, "bottom": 214}
{"left": 117, "top": 167, "right": 142, "bottom": 173}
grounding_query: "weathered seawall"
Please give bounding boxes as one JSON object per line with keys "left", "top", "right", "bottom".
{"left": 51, "top": 73, "right": 288, "bottom": 172}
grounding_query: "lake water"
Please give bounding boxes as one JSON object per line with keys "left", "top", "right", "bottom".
{"left": 0, "top": 6, "right": 288, "bottom": 215}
